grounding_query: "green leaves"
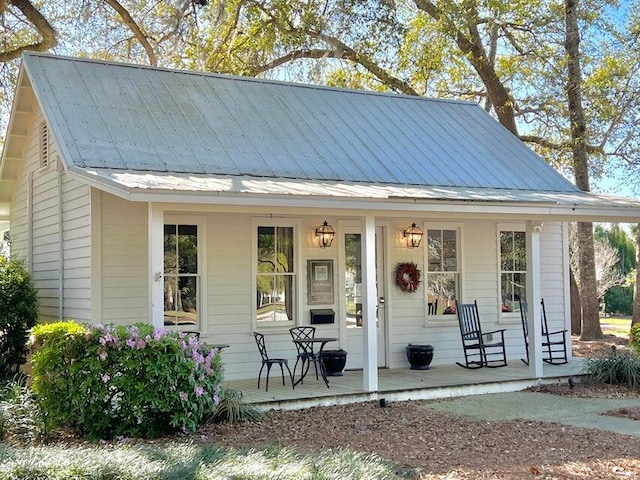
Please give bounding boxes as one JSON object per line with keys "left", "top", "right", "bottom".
{"left": 0, "top": 256, "right": 38, "bottom": 381}
{"left": 30, "top": 321, "right": 224, "bottom": 439}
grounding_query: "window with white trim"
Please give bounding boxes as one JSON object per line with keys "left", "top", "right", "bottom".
{"left": 163, "top": 223, "right": 200, "bottom": 329}
{"left": 425, "top": 227, "right": 460, "bottom": 317}
{"left": 499, "top": 229, "right": 526, "bottom": 314}
{"left": 256, "top": 225, "right": 296, "bottom": 324}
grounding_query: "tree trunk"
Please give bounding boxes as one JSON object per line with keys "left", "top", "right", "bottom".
{"left": 633, "top": 223, "right": 640, "bottom": 327}
{"left": 565, "top": 0, "right": 602, "bottom": 340}
{"left": 570, "top": 268, "right": 582, "bottom": 334}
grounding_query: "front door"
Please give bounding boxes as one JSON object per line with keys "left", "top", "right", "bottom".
{"left": 341, "top": 225, "right": 387, "bottom": 369}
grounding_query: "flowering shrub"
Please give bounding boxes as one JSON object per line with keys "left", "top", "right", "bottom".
{"left": 30, "top": 321, "right": 223, "bottom": 439}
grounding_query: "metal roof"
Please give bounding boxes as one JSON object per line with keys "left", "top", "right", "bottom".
{"left": 22, "top": 53, "right": 579, "bottom": 193}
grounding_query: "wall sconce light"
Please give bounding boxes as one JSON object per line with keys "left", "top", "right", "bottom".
{"left": 315, "top": 221, "right": 335, "bottom": 248}
{"left": 403, "top": 223, "right": 423, "bottom": 249}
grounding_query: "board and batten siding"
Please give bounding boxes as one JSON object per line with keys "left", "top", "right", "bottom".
{"left": 9, "top": 110, "right": 92, "bottom": 323}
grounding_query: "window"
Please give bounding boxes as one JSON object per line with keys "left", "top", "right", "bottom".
{"left": 426, "top": 228, "right": 460, "bottom": 317}
{"left": 164, "top": 224, "right": 199, "bottom": 328}
{"left": 500, "top": 229, "right": 526, "bottom": 313}
{"left": 344, "top": 233, "right": 363, "bottom": 329}
{"left": 39, "top": 121, "right": 50, "bottom": 168}
{"left": 256, "top": 225, "right": 296, "bottom": 324}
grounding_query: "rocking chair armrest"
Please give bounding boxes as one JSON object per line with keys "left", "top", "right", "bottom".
{"left": 482, "top": 328, "right": 506, "bottom": 337}
{"left": 546, "top": 329, "right": 568, "bottom": 336}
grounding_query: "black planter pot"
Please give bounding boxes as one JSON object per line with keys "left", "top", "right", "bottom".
{"left": 322, "top": 349, "right": 348, "bottom": 376}
{"left": 406, "top": 344, "right": 434, "bottom": 370}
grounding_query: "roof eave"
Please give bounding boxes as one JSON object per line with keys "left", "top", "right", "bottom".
{"left": 67, "top": 169, "right": 640, "bottom": 222}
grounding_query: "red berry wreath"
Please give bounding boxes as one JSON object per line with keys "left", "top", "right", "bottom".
{"left": 395, "top": 262, "right": 421, "bottom": 293}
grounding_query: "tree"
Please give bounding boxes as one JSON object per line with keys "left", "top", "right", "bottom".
{"left": 2, "top": 0, "right": 640, "bottom": 337}
{"left": 634, "top": 224, "right": 640, "bottom": 326}
{"left": 570, "top": 224, "right": 624, "bottom": 304}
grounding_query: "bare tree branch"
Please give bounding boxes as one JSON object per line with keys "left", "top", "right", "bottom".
{"left": 311, "top": 31, "right": 420, "bottom": 96}
{"left": 104, "top": 0, "right": 157, "bottom": 66}
{"left": 413, "top": 0, "right": 519, "bottom": 135}
{"left": 246, "top": 49, "right": 346, "bottom": 76}
{"left": 0, "top": 0, "right": 57, "bottom": 62}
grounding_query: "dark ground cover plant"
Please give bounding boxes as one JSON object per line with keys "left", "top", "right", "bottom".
{"left": 0, "top": 256, "right": 38, "bottom": 381}
{"left": 0, "top": 375, "right": 45, "bottom": 445}
{"left": 30, "top": 321, "right": 224, "bottom": 439}
{"left": 584, "top": 344, "right": 640, "bottom": 389}
{"left": 208, "top": 388, "right": 262, "bottom": 425}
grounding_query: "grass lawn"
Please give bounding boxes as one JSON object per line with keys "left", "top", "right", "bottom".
{"left": 600, "top": 316, "right": 632, "bottom": 337}
{"left": 0, "top": 442, "right": 414, "bottom": 480}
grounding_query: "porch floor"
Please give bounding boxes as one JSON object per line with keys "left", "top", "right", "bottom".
{"left": 225, "top": 357, "right": 587, "bottom": 411}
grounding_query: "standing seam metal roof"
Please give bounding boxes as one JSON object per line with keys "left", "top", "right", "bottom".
{"left": 23, "top": 52, "right": 579, "bottom": 193}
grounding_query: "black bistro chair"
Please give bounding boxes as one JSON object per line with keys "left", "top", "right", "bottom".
{"left": 519, "top": 299, "right": 568, "bottom": 365}
{"left": 252, "top": 332, "right": 293, "bottom": 391}
{"left": 289, "top": 326, "right": 320, "bottom": 384}
{"left": 455, "top": 300, "right": 508, "bottom": 369}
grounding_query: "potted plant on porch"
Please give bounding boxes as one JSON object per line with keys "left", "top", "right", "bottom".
{"left": 321, "top": 349, "right": 348, "bottom": 376}
{"left": 406, "top": 344, "right": 434, "bottom": 370}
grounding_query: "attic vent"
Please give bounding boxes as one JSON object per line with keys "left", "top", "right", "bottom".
{"left": 39, "top": 121, "right": 50, "bottom": 168}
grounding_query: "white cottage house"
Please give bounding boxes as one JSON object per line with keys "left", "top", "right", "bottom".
{"left": 1, "top": 53, "right": 640, "bottom": 390}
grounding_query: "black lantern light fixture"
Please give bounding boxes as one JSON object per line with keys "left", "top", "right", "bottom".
{"left": 315, "top": 221, "right": 335, "bottom": 248}
{"left": 403, "top": 222, "right": 423, "bottom": 249}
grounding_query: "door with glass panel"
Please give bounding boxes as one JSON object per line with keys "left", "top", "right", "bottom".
{"left": 342, "top": 226, "right": 387, "bottom": 369}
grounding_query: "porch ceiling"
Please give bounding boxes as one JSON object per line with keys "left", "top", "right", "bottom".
{"left": 72, "top": 167, "right": 640, "bottom": 223}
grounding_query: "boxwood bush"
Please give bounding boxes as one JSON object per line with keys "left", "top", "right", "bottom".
{"left": 30, "top": 321, "right": 223, "bottom": 439}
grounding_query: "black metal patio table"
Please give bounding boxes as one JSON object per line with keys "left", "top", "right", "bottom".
{"left": 292, "top": 337, "right": 337, "bottom": 388}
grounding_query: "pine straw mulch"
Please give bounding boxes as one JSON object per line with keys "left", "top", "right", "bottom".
{"left": 200, "top": 334, "right": 640, "bottom": 479}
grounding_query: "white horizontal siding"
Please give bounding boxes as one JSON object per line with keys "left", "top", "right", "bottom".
{"left": 61, "top": 175, "right": 91, "bottom": 321}
{"left": 99, "top": 192, "right": 148, "bottom": 325}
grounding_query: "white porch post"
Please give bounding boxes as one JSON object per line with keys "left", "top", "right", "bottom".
{"left": 362, "top": 215, "right": 378, "bottom": 391}
{"left": 525, "top": 221, "right": 543, "bottom": 378}
{"left": 148, "top": 203, "right": 164, "bottom": 329}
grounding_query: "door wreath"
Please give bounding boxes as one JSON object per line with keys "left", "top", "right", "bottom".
{"left": 395, "top": 262, "right": 421, "bottom": 293}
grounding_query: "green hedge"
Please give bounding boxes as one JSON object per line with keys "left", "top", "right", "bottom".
{"left": 30, "top": 321, "right": 223, "bottom": 439}
{"left": 0, "top": 256, "right": 38, "bottom": 380}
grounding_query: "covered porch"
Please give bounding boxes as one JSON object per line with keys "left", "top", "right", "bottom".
{"left": 224, "top": 357, "right": 586, "bottom": 410}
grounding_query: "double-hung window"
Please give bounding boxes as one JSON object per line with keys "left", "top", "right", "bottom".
{"left": 164, "top": 223, "right": 200, "bottom": 329}
{"left": 256, "top": 224, "right": 296, "bottom": 325}
{"left": 499, "top": 228, "right": 526, "bottom": 314}
{"left": 425, "top": 227, "right": 460, "bottom": 318}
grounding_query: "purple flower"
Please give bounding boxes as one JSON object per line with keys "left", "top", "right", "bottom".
{"left": 179, "top": 392, "right": 188, "bottom": 402}
{"left": 128, "top": 325, "right": 139, "bottom": 338}
{"left": 98, "top": 351, "right": 108, "bottom": 361}
{"left": 153, "top": 329, "right": 167, "bottom": 341}
{"left": 101, "top": 373, "right": 111, "bottom": 383}
{"left": 126, "top": 338, "right": 136, "bottom": 348}
{"left": 193, "top": 351, "right": 204, "bottom": 365}
{"left": 194, "top": 385, "right": 204, "bottom": 397}
{"left": 136, "top": 339, "right": 146, "bottom": 349}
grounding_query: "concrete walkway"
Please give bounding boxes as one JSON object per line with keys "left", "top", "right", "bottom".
{"left": 421, "top": 391, "right": 640, "bottom": 437}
